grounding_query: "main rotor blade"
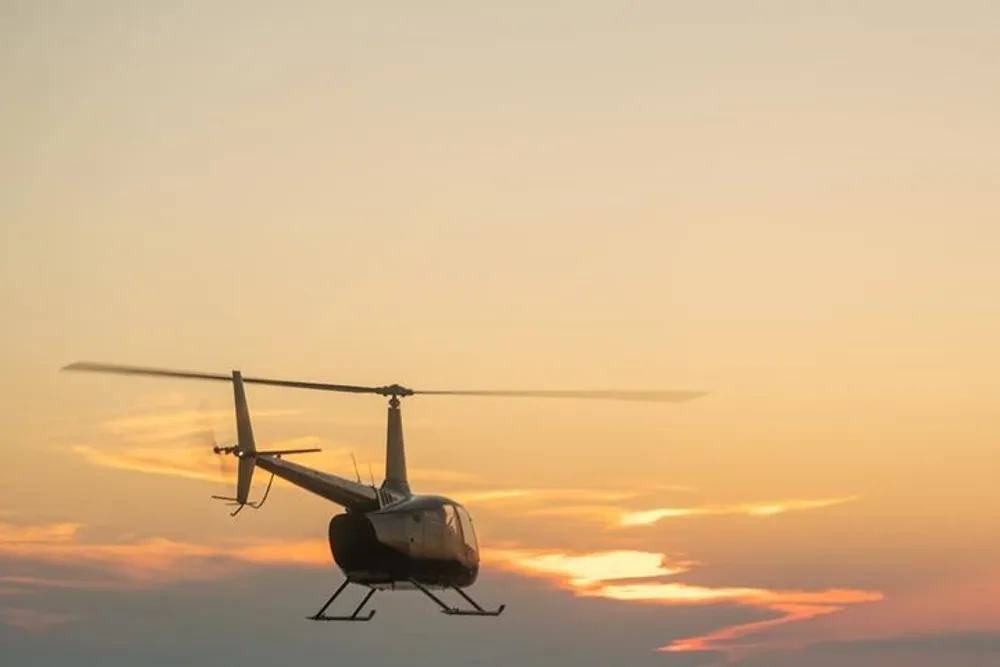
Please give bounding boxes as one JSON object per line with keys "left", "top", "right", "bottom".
{"left": 61, "top": 362, "right": 392, "bottom": 395}
{"left": 62, "top": 362, "right": 708, "bottom": 403}
{"left": 414, "top": 389, "right": 708, "bottom": 403}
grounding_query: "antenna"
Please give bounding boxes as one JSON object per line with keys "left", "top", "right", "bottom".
{"left": 350, "top": 453, "right": 361, "bottom": 484}
{"left": 367, "top": 463, "right": 384, "bottom": 509}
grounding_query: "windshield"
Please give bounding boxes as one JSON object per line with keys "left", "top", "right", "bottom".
{"left": 455, "top": 504, "right": 477, "bottom": 552}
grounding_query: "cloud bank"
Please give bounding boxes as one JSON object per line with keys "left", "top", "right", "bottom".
{"left": 32, "top": 403, "right": 890, "bottom": 660}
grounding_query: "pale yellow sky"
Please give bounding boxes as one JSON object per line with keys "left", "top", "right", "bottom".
{"left": 1, "top": 2, "right": 999, "bottom": 664}
{"left": 2, "top": 0, "right": 998, "bottom": 543}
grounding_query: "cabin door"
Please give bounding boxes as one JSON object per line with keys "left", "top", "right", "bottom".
{"left": 410, "top": 509, "right": 445, "bottom": 560}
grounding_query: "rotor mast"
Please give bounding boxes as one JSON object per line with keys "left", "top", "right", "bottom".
{"left": 383, "top": 390, "right": 409, "bottom": 496}
{"left": 370, "top": 383, "right": 414, "bottom": 498}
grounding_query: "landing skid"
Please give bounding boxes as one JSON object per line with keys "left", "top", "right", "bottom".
{"left": 410, "top": 580, "right": 506, "bottom": 617}
{"left": 307, "top": 580, "right": 377, "bottom": 622}
{"left": 305, "top": 579, "right": 505, "bottom": 621}
{"left": 211, "top": 472, "right": 276, "bottom": 516}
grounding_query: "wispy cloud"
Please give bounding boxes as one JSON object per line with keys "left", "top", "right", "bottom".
{"left": 443, "top": 487, "right": 639, "bottom": 506}
{"left": 71, "top": 441, "right": 486, "bottom": 500}
{"left": 98, "top": 406, "right": 304, "bottom": 444}
{"left": 0, "top": 519, "right": 329, "bottom": 587}
{"left": 0, "top": 575, "right": 142, "bottom": 591}
{"left": 0, "top": 587, "right": 32, "bottom": 597}
{"left": 22, "top": 400, "right": 876, "bottom": 658}
{"left": 1, "top": 512, "right": 886, "bottom": 657}
{"left": 0, "top": 522, "right": 81, "bottom": 544}
{"left": 71, "top": 435, "right": 347, "bottom": 485}
{"left": 72, "top": 421, "right": 859, "bottom": 536}
{"left": 69, "top": 403, "right": 331, "bottom": 485}
{"left": 72, "top": 444, "right": 233, "bottom": 484}
{"left": 72, "top": 434, "right": 643, "bottom": 513}
{"left": 484, "top": 548, "right": 694, "bottom": 586}
{"left": 755, "top": 564, "right": 1000, "bottom": 651}
{"left": 486, "top": 547, "right": 883, "bottom": 656}
{"left": 0, "top": 517, "right": 337, "bottom": 632}
{"left": 618, "top": 496, "right": 862, "bottom": 528}
{"left": 0, "top": 606, "right": 78, "bottom": 631}
{"left": 72, "top": 404, "right": 483, "bottom": 492}
{"left": 451, "top": 489, "right": 861, "bottom": 531}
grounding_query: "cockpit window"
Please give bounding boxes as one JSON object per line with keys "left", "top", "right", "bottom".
{"left": 443, "top": 503, "right": 458, "bottom": 528}
{"left": 455, "top": 504, "right": 477, "bottom": 552}
{"left": 442, "top": 504, "right": 460, "bottom": 544}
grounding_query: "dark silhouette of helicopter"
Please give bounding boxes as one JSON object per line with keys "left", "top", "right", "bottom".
{"left": 61, "top": 361, "right": 706, "bottom": 621}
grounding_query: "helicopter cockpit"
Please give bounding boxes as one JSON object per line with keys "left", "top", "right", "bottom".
{"left": 443, "top": 501, "right": 478, "bottom": 561}
{"left": 334, "top": 494, "right": 481, "bottom": 579}
{"left": 395, "top": 495, "right": 479, "bottom": 565}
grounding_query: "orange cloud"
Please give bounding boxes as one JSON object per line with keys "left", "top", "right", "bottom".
{"left": 444, "top": 487, "right": 638, "bottom": 506}
{"left": 0, "top": 517, "right": 336, "bottom": 632}
{"left": 70, "top": 439, "right": 647, "bottom": 516}
{"left": 98, "top": 406, "right": 304, "bottom": 443}
{"left": 80, "top": 403, "right": 657, "bottom": 505}
{"left": 79, "top": 406, "right": 720, "bottom": 521}
{"left": 484, "top": 548, "right": 693, "bottom": 586}
{"left": 486, "top": 547, "right": 883, "bottom": 655}
{"left": 467, "top": 493, "right": 862, "bottom": 531}
{"left": 618, "top": 496, "right": 861, "bottom": 528}
{"left": 73, "top": 402, "right": 477, "bottom": 491}
{"left": 2, "top": 513, "right": 887, "bottom": 657}
{"left": 71, "top": 435, "right": 347, "bottom": 484}
{"left": 756, "top": 565, "right": 1000, "bottom": 650}
{"left": 72, "top": 441, "right": 486, "bottom": 503}
{"left": 0, "top": 521, "right": 81, "bottom": 543}
{"left": 69, "top": 402, "right": 335, "bottom": 488}
{"left": 0, "top": 519, "right": 329, "bottom": 586}
{"left": 72, "top": 444, "right": 234, "bottom": 484}
{"left": 7, "top": 427, "right": 874, "bottom": 659}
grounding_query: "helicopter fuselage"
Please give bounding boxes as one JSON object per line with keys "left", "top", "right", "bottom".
{"left": 329, "top": 494, "right": 480, "bottom": 590}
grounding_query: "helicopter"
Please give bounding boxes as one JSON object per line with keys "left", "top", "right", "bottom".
{"left": 61, "top": 361, "right": 706, "bottom": 622}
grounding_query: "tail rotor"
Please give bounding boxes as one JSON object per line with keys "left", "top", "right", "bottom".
{"left": 189, "top": 399, "right": 257, "bottom": 517}
{"left": 210, "top": 370, "right": 322, "bottom": 516}
{"left": 193, "top": 401, "right": 236, "bottom": 485}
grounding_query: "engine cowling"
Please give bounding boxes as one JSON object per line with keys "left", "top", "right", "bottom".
{"left": 328, "top": 512, "right": 379, "bottom": 572}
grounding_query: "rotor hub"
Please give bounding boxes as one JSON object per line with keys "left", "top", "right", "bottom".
{"left": 377, "top": 384, "right": 413, "bottom": 398}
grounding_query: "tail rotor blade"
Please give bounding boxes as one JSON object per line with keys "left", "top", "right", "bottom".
{"left": 194, "top": 401, "right": 216, "bottom": 448}
{"left": 219, "top": 453, "right": 236, "bottom": 477}
{"left": 192, "top": 401, "right": 235, "bottom": 483}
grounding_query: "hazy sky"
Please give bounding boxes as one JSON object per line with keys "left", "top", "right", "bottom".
{"left": 2, "top": 1, "right": 999, "bottom": 665}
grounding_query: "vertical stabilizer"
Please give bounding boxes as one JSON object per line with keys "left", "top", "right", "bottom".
{"left": 382, "top": 396, "right": 410, "bottom": 496}
{"left": 232, "top": 370, "right": 257, "bottom": 504}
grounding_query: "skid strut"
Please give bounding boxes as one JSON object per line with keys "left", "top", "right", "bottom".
{"left": 409, "top": 580, "right": 506, "bottom": 616}
{"left": 307, "top": 580, "right": 377, "bottom": 622}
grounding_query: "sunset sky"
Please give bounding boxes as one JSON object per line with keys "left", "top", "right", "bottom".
{"left": 2, "top": 1, "right": 999, "bottom": 665}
